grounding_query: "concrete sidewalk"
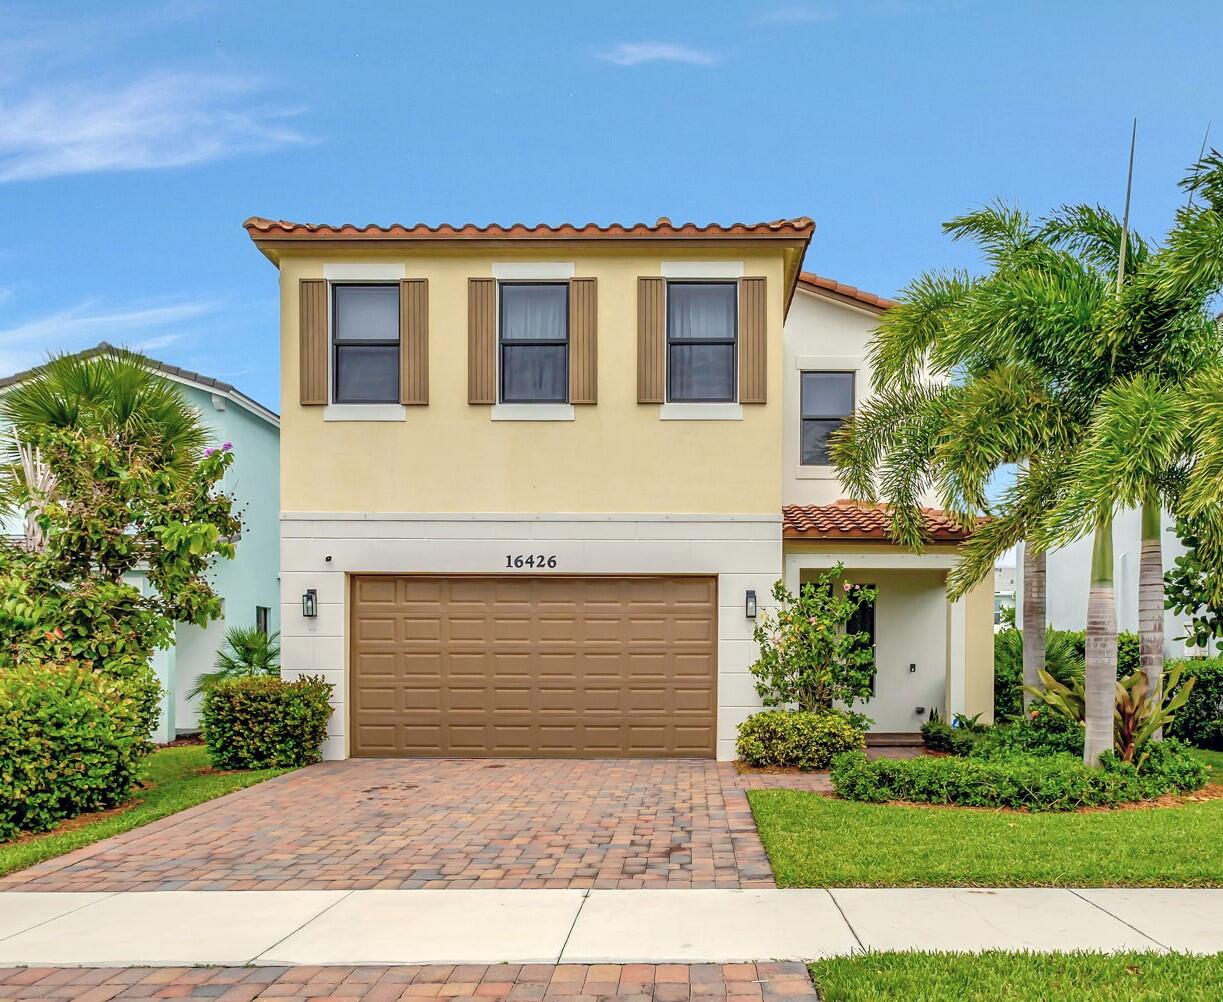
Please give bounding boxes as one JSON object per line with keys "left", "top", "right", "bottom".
{"left": 0, "top": 888, "right": 1219, "bottom": 967}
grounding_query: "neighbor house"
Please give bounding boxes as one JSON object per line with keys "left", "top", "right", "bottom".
{"left": 1016, "top": 521, "right": 1196, "bottom": 656}
{"left": 0, "top": 344, "right": 281, "bottom": 741}
{"left": 246, "top": 216, "right": 994, "bottom": 760}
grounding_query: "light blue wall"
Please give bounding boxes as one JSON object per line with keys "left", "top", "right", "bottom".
{"left": 172, "top": 382, "right": 281, "bottom": 729}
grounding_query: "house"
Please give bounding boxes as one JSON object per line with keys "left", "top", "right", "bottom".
{"left": 995, "top": 563, "right": 1016, "bottom": 630}
{"left": 245, "top": 216, "right": 994, "bottom": 760}
{"left": 0, "top": 344, "right": 281, "bottom": 741}
{"left": 1016, "top": 520, "right": 1196, "bottom": 655}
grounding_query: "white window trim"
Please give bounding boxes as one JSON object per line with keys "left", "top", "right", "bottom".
{"left": 491, "top": 262, "right": 575, "bottom": 280}
{"left": 324, "top": 404, "right": 406, "bottom": 422}
{"left": 795, "top": 465, "right": 839, "bottom": 480}
{"left": 323, "top": 262, "right": 406, "bottom": 281}
{"left": 661, "top": 260, "right": 744, "bottom": 278}
{"left": 795, "top": 355, "right": 860, "bottom": 371}
{"left": 491, "top": 403, "right": 575, "bottom": 422}
{"left": 659, "top": 402, "right": 743, "bottom": 421}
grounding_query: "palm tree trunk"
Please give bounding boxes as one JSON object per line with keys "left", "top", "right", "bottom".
{"left": 1138, "top": 496, "right": 1165, "bottom": 738}
{"left": 1084, "top": 521, "right": 1118, "bottom": 766}
{"left": 1021, "top": 544, "right": 1046, "bottom": 708}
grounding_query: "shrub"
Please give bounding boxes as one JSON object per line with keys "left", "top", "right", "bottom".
{"left": 736, "top": 709, "right": 866, "bottom": 770}
{"left": 920, "top": 717, "right": 975, "bottom": 756}
{"left": 201, "top": 676, "right": 332, "bottom": 770}
{"left": 969, "top": 709, "right": 1083, "bottom": 759}
{"left": 0, "top": 661, "right": 159, "bottom": 841}
{"left": 749, "top": 568, "right": 877, "bottom": 712}
{"left": 188, "top": 626, "right": 281, "bottom": 699}
{"left": 1166, "top": 656, "right": 1223, "bottom": 750}
{"left": 830, "top": 740, "right": 1206, "bottom": 812}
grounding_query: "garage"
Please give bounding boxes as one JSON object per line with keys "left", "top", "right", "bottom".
{"left": 349, "top": 574, "right": 718, "bottom": 758}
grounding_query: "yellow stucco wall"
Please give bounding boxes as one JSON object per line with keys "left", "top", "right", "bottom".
{"left": 964, "top": 572, "right": 996, "bottom": 723}
{"left": 275, "top": 249, "right": 786, "bottom": 514}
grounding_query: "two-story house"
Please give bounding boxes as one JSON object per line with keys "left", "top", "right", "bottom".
{"left": 245, "top": 216, "right": 994, "bottom": 760}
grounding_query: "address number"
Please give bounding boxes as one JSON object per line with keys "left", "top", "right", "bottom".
{"left": 505, "top": 554, "right": 558, "bottom": 569}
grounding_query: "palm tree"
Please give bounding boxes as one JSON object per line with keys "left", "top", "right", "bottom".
{"left": 188, "top": 626, "right": 280, "bottom": 699}
{"left": 835, "top": 152, "right": 1223, "bottom": 763}
{"left": 1, "top": 347, "right": 209, "bottom": 547}
{"left": 832, "top": 209, "right": 1099, "bottom": 711}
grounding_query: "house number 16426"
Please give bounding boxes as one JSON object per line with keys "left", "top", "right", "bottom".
{"left": 505, "top": 554, "right": 558, "bottom": 569}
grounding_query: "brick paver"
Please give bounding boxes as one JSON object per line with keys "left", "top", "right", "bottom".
{"left": 0, "top": 760, "right": 829, "bottom": 892}
{"left": 0, "top": 962, "right": 818, "bottom": 1001}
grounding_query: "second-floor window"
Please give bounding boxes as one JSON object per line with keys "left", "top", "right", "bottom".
{"left": 667, "top": 281, "right": 737, "bottom": 402}
{"left": 333, "top": 284, "right": 400, "bottom": 403}
{"left": 500, "top": 282, "right": 569, "bottom": 403}
{"left": 800, "top": 371, "right": 854, "bottom": 465}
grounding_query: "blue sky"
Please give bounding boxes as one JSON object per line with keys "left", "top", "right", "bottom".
{"left": 0, "top": 0, "right": 1219, "bottom": 411}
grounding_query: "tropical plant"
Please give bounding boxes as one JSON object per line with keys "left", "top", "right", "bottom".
{"left": 188, "top": 627, "right": 280, "bottom": 699}
{"left": 1026, "top": 666, "right": 1195, "bottom": 766}
{"left": 1165, "top": 656, "right": 1223, "bottom": 749}
{"left": 1165, "top": 514, "right": 1223, "bottom": 653}
{"left": 748, "top": 567, "right": 877, "bottom": 712}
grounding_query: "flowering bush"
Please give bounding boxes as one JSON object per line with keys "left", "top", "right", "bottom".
{"left": 749, "top": 564, "right": 877, "bottom": 711}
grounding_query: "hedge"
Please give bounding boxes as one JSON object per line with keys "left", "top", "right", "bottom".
{"left": 201, "top": 675, "right": 332, "bottom": 770}
{"left": 1166, "top": 656, "right": 1223, "bottom": 750}
{"left": 830, "top": 739, "right": 1206, "bottom": 812}
{"left": 736, "top": 709, "right": 866, "bottom": 770}
{"left": 0, "top": 661, "right": 159, "bottom": 841}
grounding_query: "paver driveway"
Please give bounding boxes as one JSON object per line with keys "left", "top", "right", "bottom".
{"left": 1, "top": 759, "right": 829, "bottom": 893}
{"left": 0, "top": 962, "right": 818, "bottom": 1002}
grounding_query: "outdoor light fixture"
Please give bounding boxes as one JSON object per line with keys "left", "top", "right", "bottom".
{"left": 302, "top": 588, "right": 318, "bottom": 618}
{"left": 745, "top": 589, "right": 757, "bottom": 619}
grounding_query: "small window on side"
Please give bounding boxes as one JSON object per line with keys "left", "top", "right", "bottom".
{"left": 255, "top": 606, "right": 270, "bottom": 636}
{"left": 333, "top": 284, "right": 400, "bottom": 403}
{"left": 666, "top": 281, "right": 737, "bottom": 402}
{"left": 800, "top": 371, "right": 854, "bottom": 465}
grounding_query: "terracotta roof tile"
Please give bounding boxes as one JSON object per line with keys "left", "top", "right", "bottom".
{"left": 244, "top": 216, "right": 815, "bottom": 241}
{"left": 783, "top": 500, "right": 973, "bottom": 542}
{"left": 796, "top": 272, "right": 897, "bottom": 311}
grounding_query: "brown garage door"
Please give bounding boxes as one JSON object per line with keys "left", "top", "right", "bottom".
{"left": 349, "top": 575, "right": 717, "bottom": 757}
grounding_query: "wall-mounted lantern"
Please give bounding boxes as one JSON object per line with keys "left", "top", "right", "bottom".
{"left": 302, "top": 588, "right": 318, "bottom": 618}
{"left": 745, "top": 589, "right": 757, "bottom": 620}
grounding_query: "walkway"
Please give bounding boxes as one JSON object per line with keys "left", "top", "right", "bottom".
{"left": 0, "top": 888, "right": 1218, "bottom": 968}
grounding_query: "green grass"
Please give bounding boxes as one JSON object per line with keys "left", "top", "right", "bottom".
{"left": 1191, "top": 746, "right": 1223, "bottom": 783}
{"left": 748, "top": 787, "right": 1223, "bottom": 887}
{"left": 0, "top": 745, "right": 294, "bottom": 878}
{"left": 809, "top": 952, "right": 1223, "bottom": 1002}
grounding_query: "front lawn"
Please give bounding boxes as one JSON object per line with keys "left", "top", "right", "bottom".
{"left": 0, "top": 745, "right": 294, "bottom": 878}
{"left": 1193, "top": 746, "right": 1223, "bottom": 783}
{"left": 749, "top": 787, "right": 1222, "bottom": 887}
{"left": 809, "top": 952, "right": 1223, "bottom": 1002}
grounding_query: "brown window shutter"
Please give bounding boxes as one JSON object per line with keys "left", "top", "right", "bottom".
{"left": 400, "top": 279, "right": 428, "bottom": 405}
{"left": 637, "top": 277, "right": 665, "bottom": 403}
{"left": 738, "top": 276, "right": 767, "bottom": 404}
{"left": 568, "top": 277, "right": 597, "bottom": 404}
{"left": 468, "top": 278, "right": 497, "bottom": 404}
{"left": 298, "top": 279, "right": 327, "bottom": 406}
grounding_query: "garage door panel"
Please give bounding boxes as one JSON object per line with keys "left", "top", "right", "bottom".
{"left": 351, "top": 575, "right": 717, "bottom": 757}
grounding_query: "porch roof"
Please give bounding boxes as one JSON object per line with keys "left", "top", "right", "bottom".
{"left": 782, "top": 500, "right": 974, "bottom": 542}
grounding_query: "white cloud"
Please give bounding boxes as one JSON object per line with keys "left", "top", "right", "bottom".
{"left": 597, "top": 43, "right": 718, "bottom": 67}
{"left": 0, "top": 71, "right": 306, "bottom": 182}
{"left": 0, "top": 299, "right": 213, "bottom": 374}
{"left": 758, "top": 5, "right": 838, "bottom": 23}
